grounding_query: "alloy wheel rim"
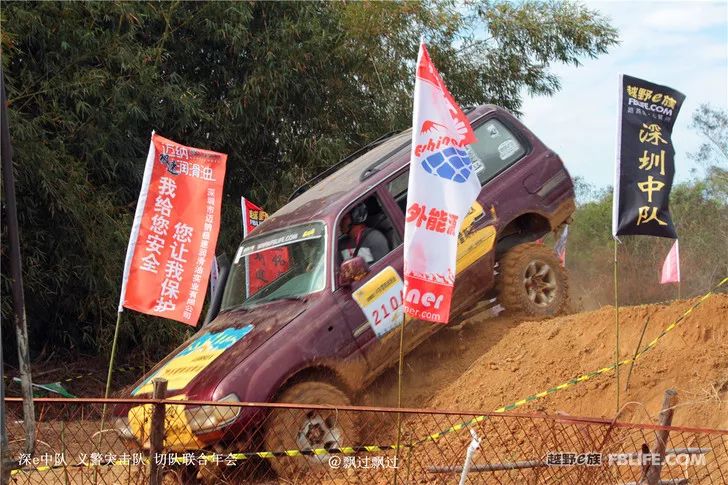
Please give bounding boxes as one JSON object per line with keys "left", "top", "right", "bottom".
{"left": 523, "top": 259, "right": 557, "bottom": 306}
{"left": 296, "top": 412, "right": 344, "bottom": 462}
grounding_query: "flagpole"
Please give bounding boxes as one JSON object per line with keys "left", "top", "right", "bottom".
{"left": 94, "top": 310, "right": 122, "bottom": 485}
{"left": 393, "top": 315, "right": 406, "bottom": 485}
{"left": 103, "top": 312, "right": 123, "bottom": 400}
{"left": 99, "top": 311, "right": 123, "bottom": 440}
{"left": 613, "top": 238, "right": 620, "bottom": 413}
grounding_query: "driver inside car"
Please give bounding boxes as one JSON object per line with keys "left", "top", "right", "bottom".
{"left": 339, "top": 203, "right": 389, "bottom": 265}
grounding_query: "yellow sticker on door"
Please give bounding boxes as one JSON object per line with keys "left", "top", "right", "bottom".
{"left": 353, "top": 266, "right": 404, "bottom": 338}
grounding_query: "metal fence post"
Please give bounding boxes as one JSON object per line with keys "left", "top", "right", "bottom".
{"left": 642, "top": 388, "right": 678, "bottom": 485}
{"left": 149, "top": 378, "right": 167, "bottom": 485}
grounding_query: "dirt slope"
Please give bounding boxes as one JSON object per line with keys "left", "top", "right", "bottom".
{"left": 363, "top": 293, "right": 728, "bottom": 429}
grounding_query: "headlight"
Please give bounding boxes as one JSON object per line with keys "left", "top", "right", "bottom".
{"left": 184, "top": 394, "right": 241, "bottom": 434}
{"left": 113, "top": 416, "right": 135, "bottom": 440}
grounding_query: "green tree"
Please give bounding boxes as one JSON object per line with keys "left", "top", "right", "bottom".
{"left": 688, "top": 103, "right": 728, "bottom": 198}
{"left": 566, "top": 177, "right": 727, "bottom": 310}
{"left": 1, "top": 1, "right": 617, "bottom": 360}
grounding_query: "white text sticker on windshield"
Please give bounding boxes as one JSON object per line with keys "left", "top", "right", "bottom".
{"left": 352, "top": 266, "right": 404, "bottom": 338}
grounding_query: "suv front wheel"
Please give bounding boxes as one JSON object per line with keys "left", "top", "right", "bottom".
{"left": 497, "top": 242, "right": 568, "bottom": 317}
{"left": 264, "top": 380, "right": 359, "bottom": 479}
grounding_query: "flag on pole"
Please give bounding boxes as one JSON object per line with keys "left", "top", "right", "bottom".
{"left": 240, "top": 196, "right": 289, "bottom": 296}
{"left": 403, "top": 42, "right": 480, "bottom": 324}
{"left": 241, "top": 196, "right": 269, "bottom": 238}
{"left": 612, "top": 75, "right": 685, "bottom": 238}
{"left": 660, "top": 240, "right": 680, "bottom": 284}
{"left": 554, "top": 225, "right": 569, "bottom": 266}
{"left": 119, "top": 133, "right": 227, "bottom": 326}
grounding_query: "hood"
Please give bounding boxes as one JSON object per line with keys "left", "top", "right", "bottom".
{"left": 129, "top": 298, "right": 308, "bottom": 399}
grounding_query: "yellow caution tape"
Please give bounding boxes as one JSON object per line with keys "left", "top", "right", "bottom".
{"left": 10, "top": 277, "right": 726, "bottom": 474}
{"left": 414, "top": 276, "right": 728, "bottom": 445}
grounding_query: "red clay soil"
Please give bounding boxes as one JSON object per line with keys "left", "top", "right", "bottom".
{"left": 363, "top": 294, "right": 728, "bottom": 430}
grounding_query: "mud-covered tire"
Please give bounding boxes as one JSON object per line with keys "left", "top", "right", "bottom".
{"left": 264, "top": 381, "right": 358, "bottom": 479}
{"left": 497, "top": 242, "right": 568, "bottom": 317}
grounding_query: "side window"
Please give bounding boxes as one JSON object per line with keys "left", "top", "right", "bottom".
{"left": 387, "top": 170, "right": 409, "bottom": 214}
{"left": 467, "top": 118, "right": 526, "bottom": 185}
{"left": 338, "top": 194, "right": 400, "bottom": 266}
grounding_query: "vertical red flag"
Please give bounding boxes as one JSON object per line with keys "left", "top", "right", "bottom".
{"left": 119, "top": 132, "right": 227, "bottom": 326}
{"left": 660, "top": 239, "right": 680, "bottom": 284}
{"left": 403, "top": 42, "right": 480, "bottom": 323}
{"left": 241, "top": 196, "right": 269, "bottom": 237}
{"left": 241, "top": 196, "right": 289, "bottom": 296}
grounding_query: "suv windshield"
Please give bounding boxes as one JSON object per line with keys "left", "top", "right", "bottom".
{"left": 221, "top": 222, "right": 326, "bottom": 310}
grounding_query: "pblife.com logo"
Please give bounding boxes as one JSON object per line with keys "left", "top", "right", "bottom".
{"left": 421, "top": 147, "right": 473, "bottom": 184}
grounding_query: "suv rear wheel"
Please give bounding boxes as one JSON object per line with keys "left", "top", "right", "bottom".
{"left": 264, "top": 381, "right": 359, "bottom": 479}
{"left": 497, "top": 242, "right": 568, "bottom": 317}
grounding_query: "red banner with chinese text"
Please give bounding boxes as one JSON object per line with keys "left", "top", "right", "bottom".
{"left": 119, "top": 133, "right": 227, "bottom": 326}
{"left": 241, "top": 197, "right": 289, "bottom": 296}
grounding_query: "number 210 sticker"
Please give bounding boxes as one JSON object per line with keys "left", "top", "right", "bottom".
{"left": 352, "top": 266, "right": 405, "bottom": 338}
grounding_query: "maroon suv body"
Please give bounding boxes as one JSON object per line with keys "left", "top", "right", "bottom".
{"left": 118, "top": 104, "right": 575, "bottom": 456}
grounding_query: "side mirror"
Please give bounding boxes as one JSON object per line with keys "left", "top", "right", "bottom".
{"left": 338, "top": 256, "right": 370, "bottom": 287}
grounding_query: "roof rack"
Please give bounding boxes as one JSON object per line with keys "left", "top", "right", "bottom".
{"left": 286, "top": 106, "right": 479, "bottom": 202}
{"left": 357, "top": 107, "right": 479, "bottom": 182}
{"left": 359, "top": 137, "right": 411, "bottom": 181}
{"left": 287, "top": 130, "right": 400, "bottom": 202}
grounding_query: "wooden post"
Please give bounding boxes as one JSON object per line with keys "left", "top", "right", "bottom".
{"left": 149, "top": 378, "right": 167, "bottom": 485}
{"left": 642, "top": 389, "right": 678, "bottom": 485}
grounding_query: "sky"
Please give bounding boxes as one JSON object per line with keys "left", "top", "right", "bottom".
{"left": 520, "top": 0, "right": 728, "bottom": 190}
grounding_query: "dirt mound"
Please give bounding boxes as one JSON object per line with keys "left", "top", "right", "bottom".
{"left": 363, "top": 293, "right": 728, "bottom": 429}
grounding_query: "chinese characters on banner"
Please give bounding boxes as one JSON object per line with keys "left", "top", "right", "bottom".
{"left": 403, "top": 42, "right": 480, "bottom": 323}
{"left": 119, "top": 133, "right": 227, "bottom": 326}
{"left": 612, "top": 75, "right": 685, "bottom": 238}
{"left": 241, "top": 197, "right": 289, "bottom": 296}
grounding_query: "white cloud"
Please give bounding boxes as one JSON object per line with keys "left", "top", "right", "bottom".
{"left": 643, "top": 4, "right": 727, "bottom": 32}
{"left": 520, "top": 0, "right": 728, "bottom": 189}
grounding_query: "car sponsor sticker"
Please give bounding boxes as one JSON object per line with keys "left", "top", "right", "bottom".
{"left": 234, "top": 223, "right": 322, "bottom": 264}
{"left": 498, "top": 139, "right": 519, "bottom": 160}
{"left": 466, "top": 146, "right": 485, "bottom": 174}
{"left": 132, "top": 325, "right": 253, "bottom": 395}
{"left": 352, "top": 266, "right": 405, "bottom": 338}
{"left": 456, "top": 202, "right": 497, "bottom": 273}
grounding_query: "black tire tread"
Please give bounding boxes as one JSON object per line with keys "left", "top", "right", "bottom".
{"left": 264, "top": 381, "right": 356, "bottom": 479}
{"left": 496, "top": 242, "right": 569, "bottom": 317}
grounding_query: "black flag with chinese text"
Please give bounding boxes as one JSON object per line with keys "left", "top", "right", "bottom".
{"left": 612, "top": 74, "right": 685, "bottom": 238}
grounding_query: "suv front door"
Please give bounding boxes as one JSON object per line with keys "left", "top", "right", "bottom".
{"left": 333, "top": 189, "right": 438, "bottom": 379}
{"left": 386, "top": 166, "right": 495, "bottom": 322}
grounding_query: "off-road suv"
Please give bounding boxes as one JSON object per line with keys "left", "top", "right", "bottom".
{"left": 116, "top": 104, "right": 575, "bottom": 477}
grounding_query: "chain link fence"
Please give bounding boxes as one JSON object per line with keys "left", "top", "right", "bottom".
{"left": 4, "top": 396, "right": 728, "bottom": 484}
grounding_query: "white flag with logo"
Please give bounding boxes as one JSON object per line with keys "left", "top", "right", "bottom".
{"left": 403, "top": 42, "right": 480, "bottom": 323}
